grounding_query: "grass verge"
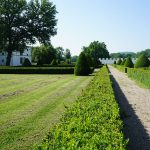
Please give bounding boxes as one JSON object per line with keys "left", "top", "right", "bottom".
{"left": 0, "top": 74, "right": 92, "bottom": 150}
{"left": 112, "top": 65, "right": 150, "bottom": 88}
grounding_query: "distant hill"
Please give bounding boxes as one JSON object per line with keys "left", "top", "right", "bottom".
{"left": 110, "top": 49, "right": 150, "bottom": 58}
{"left": 110, "top": 52, "right": 136, "bottom": 58}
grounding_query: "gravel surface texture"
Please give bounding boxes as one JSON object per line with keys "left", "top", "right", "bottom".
{"left": 108, "top": 65, "right": 150, "bottom": 150}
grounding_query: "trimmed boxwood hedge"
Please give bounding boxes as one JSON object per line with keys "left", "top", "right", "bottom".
{"left": 0, "top": 67, "right": 74, "bottom": 74}
{"left": 38, "top": 64, "right": 75, "bottom": 67}
{"left": 36, "top": 66, "right": 127, "bottom": 150}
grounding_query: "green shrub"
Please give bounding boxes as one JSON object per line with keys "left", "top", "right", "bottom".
{"left": 50, "top": 59, "right": 58, "bottom": 65}
{"left": 114, "top": 60, "right": 116, "bottom": 64}
{"left": 74, "top": 52, "right": 91, "bottom": 76}
{"left": 41, "top": 64, "right": 75, "bottom": 67}
{"left": 124, "top": 57, "right": 134, "bottom": 68}
{"left": 22, "top": 58, "right": 31, "bottom": 67}
{"left": 121, "top": 59, "right": 126, "bottom": 65}
{"left": 134, "top": 54, "right": 150, "bottom": 68}
{"left": 117, "top": 58, "right": 122, "bottom": 65}
{"left": 37, "top": 66, "right": 127, "bottom": 150}
{"left": 0, "top": 67, "right": 74, "bottom": 74}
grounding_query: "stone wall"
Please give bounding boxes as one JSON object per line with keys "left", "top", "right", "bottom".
{"left": 99, "top": 58, "right": 136, "bottom": 64}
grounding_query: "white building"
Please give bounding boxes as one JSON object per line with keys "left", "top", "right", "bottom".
{"left": 99, "top": 58, "right": 137, "bottom": 64}
{"left": 0, "top": 47, "right": 32, "bottom": 66}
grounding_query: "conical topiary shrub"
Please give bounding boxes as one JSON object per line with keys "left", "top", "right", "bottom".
{"left": 22, "top": 58, "right": 31, "bottom": 67}
{"left": 117, "top": 58, "right": 122, "bottom": 65}
{"left": 74, "top": 52, "right": 90, "bottom": 76}
{"left": 114, "top": 60, "right": 116, "bottom": 64}
{"left": 51, "top": 59, "right": 58, "bottom": 65}
{"left": 134, "top": 54, "right": 150, "bottom": 68}
{"left": 121, "top": 59, "right": 126, "bottom": 65}
{"left": 124, "top": 56, "right": 134, "bottom": 68}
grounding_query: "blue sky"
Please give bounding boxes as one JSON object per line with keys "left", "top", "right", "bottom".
{"left": 28, "top": 0, "right": 150, "bottom": 55}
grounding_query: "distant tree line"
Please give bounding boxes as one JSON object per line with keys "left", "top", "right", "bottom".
{"left": 110, "top": 49, "right": 150, "bottom": 58}
{"left": 32, "top": 45, "right": 72, "bottom": 65}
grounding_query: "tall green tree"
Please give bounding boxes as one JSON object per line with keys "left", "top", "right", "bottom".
{"left": 65, "top": 49, "right": 71, "bottom": 64}
{"left": 83, "top": 41, "right": 109, "bottom": 67}
{"left": 0, "top": 0, "right": 57, "bottom": 65}
{"left": 32, "top": 45, "right": 57, "bottom": 65}
{"left": 55, "top": 47, "right": 64, "bottom": 63}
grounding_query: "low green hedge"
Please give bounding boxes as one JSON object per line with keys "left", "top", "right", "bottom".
{"left": 127, "top": 68, "right": 150, "bottom": 88}
{"left": 38, "top": 64, "right": 75, "bottom": 67}
{"left": 0, "top": 67, "right": 74, "bottom": 74}
{"left": 36, "top": 66, "right": 127, "bottom": 150}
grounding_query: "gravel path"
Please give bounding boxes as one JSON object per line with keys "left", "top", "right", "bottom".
{"left": 108, "top": 65, "right": 150, "bottom": 150}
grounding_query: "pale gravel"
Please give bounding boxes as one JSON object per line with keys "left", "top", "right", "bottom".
{"left": 108, "top": 65, "right": 150, "bottom": 150}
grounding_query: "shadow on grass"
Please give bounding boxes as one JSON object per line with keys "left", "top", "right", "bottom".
{"left": 108, "top": 68, "right": 150, "bottom": 150}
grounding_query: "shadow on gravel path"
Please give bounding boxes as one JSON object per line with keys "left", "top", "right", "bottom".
{"left": 108, "top": 66, "right": 150, "bottom": 150}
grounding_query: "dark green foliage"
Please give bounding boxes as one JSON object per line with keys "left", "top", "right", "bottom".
{"left": 55, "top": 47, "right": 64, "bottom": 63}
{"left": 33, "top": 45, "right": 57, "bottom": 65}
{"left": 22, "top": 58, "right": 31, "bottom": 67}
{"left": 65, "top": 49, "right": 71, "bottom": 60}
{"left": 85, "top": 53, "right": 94, "bottom": 67}
{"left": 117, "top": 58, "right": 122, "bottom": 65}
{"left": 0, "top": 0, "right": 57, "bottom": 65}
{"left": 0, "top": 67, "right": 74, "bottom": 74}
{"left": 71, "top": 55, "right": 78, "bottom": 62}
{"left": 134, "top": 54, "right": 150, "bottom": 68}
{"left": 40, "top": 64, "right": 75, "bottom": 67}
{"left": 124, "top": 57, "right": 134, "bottom": 68}
{"left": 121, "top": 59, "right": 126, "bottom": 65}
{"left": 74, "top": 52, "right": 90, "bottom": 76}
{"left": 37, "top": 66, "right": 127, "bottom": 149}
{"left": 83, "top": 41, "right": 109, "bottom": 67}
{"left": 65, "top": 59, "right": 71, "bottom": 64}
{"left": 136, "top": 49, "right": 150, "bottom": 58}
{"left": 51, "top": 59, "right": 58, "bottom": 66}
{"left": 114, "top": 60, "right": 116, "bottom": 64}
{"left": 110, "top": 52, "right": 136, "bottom": 58}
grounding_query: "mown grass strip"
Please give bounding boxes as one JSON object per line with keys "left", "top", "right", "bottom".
{"left": 0, "top": 74, "right": 92, "bottom": 150}
{"left": 37, "top": 66, "right": 127, "bottom": 150}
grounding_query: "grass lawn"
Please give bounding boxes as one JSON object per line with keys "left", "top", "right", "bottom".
{"left": 0, "top": 74, "right": 93, "bottom": 150}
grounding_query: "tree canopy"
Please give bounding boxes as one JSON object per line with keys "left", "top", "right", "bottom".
{"left": 0, "top": 0, "right": 57, "bottom": 65}
{"left": 83, "top": 41, "right": 109, "bottom": 67}
{"left": 32, "top": 45, "right": 57, "bottom": 65}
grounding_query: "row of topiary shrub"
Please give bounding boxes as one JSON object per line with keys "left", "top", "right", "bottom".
{"left": 116, "top": 54, "right": 150, "bottom": 68}
{"left": 36, "top": 66, "right": 127, "bottom": 150}
{"left": 0, "top": 67, "right": 74, "bottom": 74}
